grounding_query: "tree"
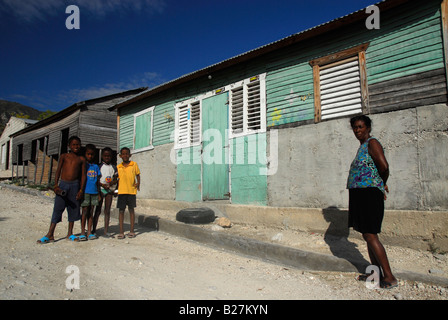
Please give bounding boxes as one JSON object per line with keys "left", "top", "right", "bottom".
{"left": 11, "top": 112, "right": 30, "bottom": 119}
{"left": 37, "top": 110, "right": 57, "bottom": 120}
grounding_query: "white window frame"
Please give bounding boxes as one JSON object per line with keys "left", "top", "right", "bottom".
{"left": 132, "top": 106, "right": 155, "bottom": 153}
{"left": 228, "top": 73, "right": 266, "bottom": 139}
{"left": 173, "top": 73, "right": 267, "bottom": 148}
{"left": 174, "top": 96, "right": 205, "bottom": 150}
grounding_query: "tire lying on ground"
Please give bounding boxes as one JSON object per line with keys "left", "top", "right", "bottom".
{"left": 176, "top": 207, "right": 216, "bottom": 224}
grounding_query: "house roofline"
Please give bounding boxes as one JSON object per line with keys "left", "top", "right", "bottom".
{"left": 110, "top": 0, "right": 412, "bottom": 111}
{"left": 10, "top": 87, "right": 147, "bottom": 138}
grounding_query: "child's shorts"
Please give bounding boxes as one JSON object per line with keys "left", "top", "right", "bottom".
{"left": 81, "top": 193, "right": 99, "bottom": 207}
{"left": 51, "top": 180, "right": 81, "bottom": 223}
{"left": 117, "top": 194, "right": 136, "bottom": 210}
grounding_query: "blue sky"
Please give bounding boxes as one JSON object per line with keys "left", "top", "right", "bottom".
{"left": 0, "top": 0, "right": 376, "bottom": 112}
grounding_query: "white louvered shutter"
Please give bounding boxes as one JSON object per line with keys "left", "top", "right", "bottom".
{"left": 189, "top": 101, "right": 201, "bottom": 145}
{"left": 247, "top": 80, "right": 261, "bottom": 131}
{"left": 320, "top": 57, "right": 362, "bottom": 120}
{"left": 229, "top": 75, "right": 265, "bottom": 137}
{"left": 177, "top": 104, "right": 189, "bottom": 147}
{"left": 230, "top": 86, "right": 244, "bottom": 135}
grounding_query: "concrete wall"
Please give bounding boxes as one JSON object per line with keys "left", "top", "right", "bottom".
{"left": 131, "top": 143, "right": 176, "bottom": 200}
{"left": 133, "top": 103, "right": 448, "bottom": 212}
{"left": 267, "top": 104, "right": 448, "bottom": 211}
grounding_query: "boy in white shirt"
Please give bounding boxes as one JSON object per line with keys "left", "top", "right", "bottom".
{"left": 92, "top": 147, "right": 117, "bottom": 237}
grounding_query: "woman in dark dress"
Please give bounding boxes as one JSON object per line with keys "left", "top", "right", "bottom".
{"left": 347, "top": 115, "right": 397, "bottom": 289}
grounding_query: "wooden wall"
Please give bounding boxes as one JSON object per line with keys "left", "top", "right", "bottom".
{"left": 12, "top": 110, "right": 80, "bottom": 163}
{"left": 265, "top": 0, "right": 445, "bottom": 128}
{"left": 119, "top": 0, "right": 446, "bottom": 149}
{"left": 10, "top": 89, "right": 145, "bottom": 185}
{"left": 27, "top": 149, "right": 58, "bottom": 185}
{"left": 78, "top": 96, "right": 125, "bottom": 150}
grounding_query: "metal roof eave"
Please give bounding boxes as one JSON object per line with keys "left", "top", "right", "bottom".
{"left": 10, "top": 87, "right": 147, "bottom": 138}
{"left": 110, "top": 0, "right": 412, "bottom": 111}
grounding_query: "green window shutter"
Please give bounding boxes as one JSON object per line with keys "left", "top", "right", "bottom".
{"left": 134, "top": 106, "right": 154, "bottom": 151}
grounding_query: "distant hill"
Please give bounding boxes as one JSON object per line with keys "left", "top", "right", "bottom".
{"left": 0, "top": 100, "right": 43, "bottom": 135}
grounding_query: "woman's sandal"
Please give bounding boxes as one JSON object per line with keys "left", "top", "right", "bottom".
{"left": 380, "top": 280, "right": 398, "bottom": 289}
{"left": 356, "top": 273, "right": 370, "bottom": 281}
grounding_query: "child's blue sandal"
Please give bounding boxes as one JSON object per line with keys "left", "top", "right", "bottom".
{"left": 68, "top": 234, "right": 79, "bottom": 242}
{"left": 88, "top": 234, "right": 98, "bottom": 240}
{"left": 37, "top": 236, "right": 53, "bottom": 244}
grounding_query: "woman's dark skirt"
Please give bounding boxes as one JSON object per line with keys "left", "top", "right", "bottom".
{"left": 348, "top": 187, "right": 384, "bottom": 234}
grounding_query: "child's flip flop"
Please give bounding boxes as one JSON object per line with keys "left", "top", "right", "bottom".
{"left": 88, "top": 234, "right": 98, "bottom": 240}
{"left": 68, "top": 235, "right": 79, "bottom": 242}
{"left": 37, "top": 236, "right": 53, "bottom": 244}
{"left": 78, "top": 235, "right": 87, "bottom": 241}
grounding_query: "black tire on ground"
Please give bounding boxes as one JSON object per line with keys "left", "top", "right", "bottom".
{"left": 176, "top": 208, "right": 216, "bottom": 224}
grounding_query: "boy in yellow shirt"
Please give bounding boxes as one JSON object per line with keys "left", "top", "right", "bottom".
{"left": 116, "top": 147, "right": 140, "bottom": 239}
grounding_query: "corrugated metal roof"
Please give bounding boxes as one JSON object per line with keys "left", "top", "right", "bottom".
{"left": 11, "top": 87, "right": 147, "bottom": 137}
{"left": 111, "top": 0, "right": 411, "bottom": 111}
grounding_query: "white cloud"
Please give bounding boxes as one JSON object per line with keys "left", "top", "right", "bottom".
{"left": 0, "top": 0, "right": 166, "bottom": 22}
{"left": 9, "top": 71, "right": 166, "bottom": 111}
{"left": 61, "top": 71, "right": 165, "bottom": 102}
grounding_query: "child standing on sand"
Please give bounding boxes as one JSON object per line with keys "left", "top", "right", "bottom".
{"left": 116, "top": 147, "right": 140, "bottom": 240}
{"left": 92, "top": 147, "right": 117, "bottom": 237}
{"left": 37, "top": 136, "right": 86, "bottom": 243}
{"left": 80, "top": 144, "right": 101, "bottom": 241}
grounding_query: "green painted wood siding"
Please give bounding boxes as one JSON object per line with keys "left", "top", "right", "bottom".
{"left": 119, "top": 99, "right": 175, "bottom": 150}
{"left": 175, "top": 146, "right": 202, "bottom": 202}
{"left": 230, "top": 133, "right": 267, "bottom": 205}
{"left": 265, "top": 0, "right": 444, "bottom": 128}
{"left": 367, "top": 1, "right": 444, "bottom": 84}
{"left": 120, "top": 0, "right": 444, "bottom": 145}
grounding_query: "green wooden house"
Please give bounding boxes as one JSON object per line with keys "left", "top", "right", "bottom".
{"left": 112, "top": 0, "right": 448, "bottom": 212}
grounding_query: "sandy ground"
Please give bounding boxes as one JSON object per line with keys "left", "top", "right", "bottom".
{"left": 0, "top": 185, "right": 447, "bottom": 301}
{"left": 140, "top": 206, "right": 448, "bottom": 278}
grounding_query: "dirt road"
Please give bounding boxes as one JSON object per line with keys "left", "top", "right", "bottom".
{"left": 0, "top": 186, "right": 447, "bottom": 302}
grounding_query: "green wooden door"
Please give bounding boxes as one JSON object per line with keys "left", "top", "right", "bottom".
{"left": 202, "top": 93, "right": 229, "bottom": 200}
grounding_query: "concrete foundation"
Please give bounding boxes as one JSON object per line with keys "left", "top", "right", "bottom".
{"left": 137, "top": 198, "right": 448, "bottom": 252}
{"left": 267, "top": 104, "right": 448, "bottom": 211}
{"left": 130, "top": 104, "right": 448, "bottom": 252}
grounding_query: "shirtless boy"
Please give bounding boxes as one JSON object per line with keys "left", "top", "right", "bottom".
{"left": 37, "top": 136, "right": 87, "bottom": 243}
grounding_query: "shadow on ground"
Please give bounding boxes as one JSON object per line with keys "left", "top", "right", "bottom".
{"left": 323, "top": 206, "right": 370, "bottom": 273}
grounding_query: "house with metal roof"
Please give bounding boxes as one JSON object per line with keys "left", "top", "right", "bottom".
{"left": 10, "top": 87, "right": 146, "bottom": 185}
{"left": 0, "top": 116, "right": 37, "bottom": 177}
{"left": 112, "top": 0, "right": 447, "bottom": 211}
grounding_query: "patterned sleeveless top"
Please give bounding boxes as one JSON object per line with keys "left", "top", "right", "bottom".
{"left": 347, "top": 137, "right": 386, "bottom": 194}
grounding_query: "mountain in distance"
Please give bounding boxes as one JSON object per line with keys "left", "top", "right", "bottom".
{"left": 0, "top": 100, "right": 53, "bottom": 135}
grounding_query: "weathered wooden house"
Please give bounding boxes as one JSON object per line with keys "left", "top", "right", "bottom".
{"left": 111, "top": 0, "right": 448, "bottom": 247}
{"left": 0, "top": 116, "right": 37, "bottom": 173}
{"left": 10, "top": 88, "right": 146, "bottom": 185}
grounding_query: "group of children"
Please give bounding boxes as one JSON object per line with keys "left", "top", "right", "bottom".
{"left": 37, "top": 136, "right": 140, "bottom": 244}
